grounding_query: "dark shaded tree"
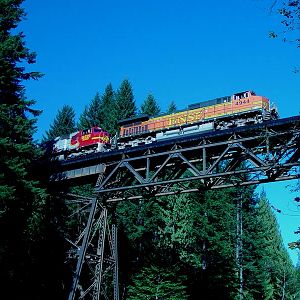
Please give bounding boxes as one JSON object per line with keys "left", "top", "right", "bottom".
{"left": 101, "top": 83, "right": 117, "bottom": 134}
{"left": 140, "top": 93, "right": 160, "bottom": 116}
{"left": 127, "top": 265, "right": 188, "bottom": 300}
{"left": 167, "top": 100, "right": 177, "bottom": 113}
{"left": 43, "top": 104, "right": 76, "bottom": 141}
{"left": 117, "top": 185, "right": 240, "bottom": 299}
{"left": 114, "top": 79, "right": 136, "bottom": 125}
{"left": 0, "top": 0, "right": 53, "bottom": 298}
{"left": 243, "top": 193, "right": 299, "bottom": 299}
{"left": 117, "top": 176, "right": 300, "bottom": 299}
{"left": 78, "top": 92, "right": 102, "bottom": 130}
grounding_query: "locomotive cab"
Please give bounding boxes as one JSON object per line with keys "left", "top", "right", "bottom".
{"left": 70, "top": 126, "right": 111, "bottom": 152}
{"left": 232, "top": 91, "right": 255, "bottom": 101}
{"left": 232, "top": 90, "right": 270, "bottom": 112}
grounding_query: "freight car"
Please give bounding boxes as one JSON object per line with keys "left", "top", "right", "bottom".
{"left": 117, "top": 90, "right": 278, "bottom": 149}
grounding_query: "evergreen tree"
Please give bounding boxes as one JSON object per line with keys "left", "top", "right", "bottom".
{"left": 101, "top": 83, "right": 117, "bottom": 134}
{"left": 77, "top": 92, "right": 102, "bottom": 130}
{"left": 296, "top": 264, "right": 300, "bottom": 298}
{"left": 293, "top": 196, "right": 300, "bottom": 250}
{"left": 167, "top": 100, "right": 177, "bottom": 114}
{"left": 127, "top": 265, "right": 188, "bottom": 300}
{"left": 43, "top": 104, "right": 76, "bottom": 141}
{"left": 77, "top": 106, "right": 89, "bottom": 130}
{"left": 0, "top": 0, "right": 48, "bottom": 297}
{"left": 117, "top": 185, "right": 241, "bottom": 299}
{"left": 244, "top": 193, "right": 299, "bottom": 299}
{"left": 140, "top": 93, "right": 160, "bottom": 116}
{"left": 114, "top": 79, "right": 136, "bottom": 125}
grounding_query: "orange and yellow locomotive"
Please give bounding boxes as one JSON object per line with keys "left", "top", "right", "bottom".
{"left": 117, "top": 90, "right": 278, "bottom": 148}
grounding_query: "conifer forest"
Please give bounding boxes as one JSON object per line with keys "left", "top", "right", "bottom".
{"left": 0, "top": 0, "right": 300, "bottom": 299}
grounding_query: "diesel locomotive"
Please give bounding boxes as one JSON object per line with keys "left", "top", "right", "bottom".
{"left": 49, "top": 126, "right": 111, "bottom": 159}
{"left": 117, "top": 90, "right": 278, "bottom": 149}
{"left": 48, "top": 90, "right": 278, "bottom": 159}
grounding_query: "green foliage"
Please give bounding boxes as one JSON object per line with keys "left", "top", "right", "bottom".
{"left": 0, "top": 0, "right": 53, "bottom": 297}
{"left": 140, "top": 93, "right": 160, "bottom": 116}
{"left": 78, "top": 92, "right": 102, "bottom": 130}
{"left": 127, "top": 265, "right": 188, "bottom": 300}
{"left": 117, "top": 199, "right": 162, "bottom": 260}
{"left": 243, "top": 192, "right": 299, "bottom": 299}
{"left": 43, "top": 104, "right": 76, "bottom": 141}
{"left": 167, "top": 101, "right": 177, "bottom": 114}
{"left": 101, "top": 83, "right": 117, "bottom": 134}
{"left": 116, "top": 178, "right": 300, "bottom": 299}
{"left": 0, "top": 0, "right": 45, "bottom": 230}
{"left": 156, "top": 193, "right": 206, "bottom": 268}
{"left": 114, "top": 79, "right": 137, "bottom": 123}
{"left": 77, "top": 80, "right": 134, "bottom": 136}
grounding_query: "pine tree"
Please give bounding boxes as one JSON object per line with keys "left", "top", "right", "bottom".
{"left": 127, "top": 265, "right": 188, "bottom": 300}
{"left": 140, "top": 93, "right": 160, "bottom": 116}
{"left": 296, "top": 264, "right": 300, "bottom": 298}
{"left": 0, "top": 0, "right": 47, "bottom": 297}
{"left": 77, "top": 106, "right": 89, "bottom": 130}
{"left": 101, "top": 83, "right": 117, "bottom": 134}
{"left": 77, "top": 92, "right": 102, "bottom": 130}
{"left": 167, "top": 100, "right": 177, "bottom": 114}
{"left": 43, "top": 104, "right": 76, "bottom": 141}
{"left": 114, "top": 79, "right": 136, "bottom": 125}
{"left": 244, "top": 193, "right": 299, "bottom": 299}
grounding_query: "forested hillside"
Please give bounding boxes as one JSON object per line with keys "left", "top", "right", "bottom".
{"left": 1, "top": 1, "right": 299, "bottom": 299}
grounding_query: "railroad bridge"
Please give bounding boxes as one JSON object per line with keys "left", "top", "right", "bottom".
{"left": 48, "top": 116, "right": 300, "bottom": 300}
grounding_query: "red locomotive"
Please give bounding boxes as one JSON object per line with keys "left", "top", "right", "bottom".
{"left": 52, "top": 126, "right": 110, "bottom": 159}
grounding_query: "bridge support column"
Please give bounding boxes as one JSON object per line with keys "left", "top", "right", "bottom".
{"left": 66, "top": 194, "right": 119, "bottom": 300}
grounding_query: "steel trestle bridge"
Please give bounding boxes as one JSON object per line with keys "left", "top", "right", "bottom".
{"left": 49, "top": 116, "right": 300, "bottom": 300}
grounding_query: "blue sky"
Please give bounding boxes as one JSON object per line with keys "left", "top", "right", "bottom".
{"left": 20, "top": 0, "right": 299, "bottom": 264}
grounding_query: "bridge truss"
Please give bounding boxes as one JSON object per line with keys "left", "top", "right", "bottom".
{"left": 51, "top": 116, "right": 300, "bottom": 300}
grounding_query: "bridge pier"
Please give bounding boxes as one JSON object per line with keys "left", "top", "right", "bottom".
{"left": 66, "top": 193, "right": 119, "bottom": 300}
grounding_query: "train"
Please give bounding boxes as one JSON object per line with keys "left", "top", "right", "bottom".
{"left": 48, "top": 126, "right": 111, "bottom": 159}
{"left": 48, "top": 90, "right": 278, "bottom": 159}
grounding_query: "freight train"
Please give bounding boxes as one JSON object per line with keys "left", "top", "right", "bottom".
{"left": 48, "top": 90, "right": 278, "bottom": 159}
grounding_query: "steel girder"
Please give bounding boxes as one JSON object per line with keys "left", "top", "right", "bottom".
{"left": 65, "top": 194, "right": 119, "bottom": 300}
{"left": 94, "top": 127, "right": 300, "bottom": 202}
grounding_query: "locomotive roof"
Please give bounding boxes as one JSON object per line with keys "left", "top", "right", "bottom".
{"left": 234, "top": 90, "right": 256, "bottom": 96}
{"left": 118, "top": 115, "right": 149, "bottom": 126}
{"left": 188, "top": 95, "right": 231, "bottom": 110}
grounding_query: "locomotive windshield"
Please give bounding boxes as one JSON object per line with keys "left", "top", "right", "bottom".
{"left": 82, "top": 129, "right": 92, "bottom": 135}
{"left": 93, "top": 127, "right": 102, "bottom": 132}
{"left": 233, "top": 91, "right": 255, "bottom": 100}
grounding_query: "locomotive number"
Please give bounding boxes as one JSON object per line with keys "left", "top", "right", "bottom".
{"left": 235, "top": 99, "right": 250, "bottom": 105}
{"left": 82, "top": 134, "right": 91, "bottom": 141}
